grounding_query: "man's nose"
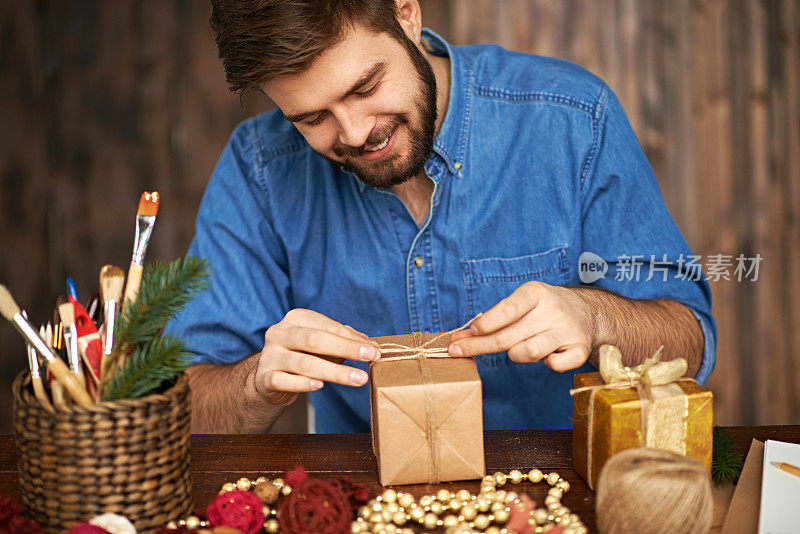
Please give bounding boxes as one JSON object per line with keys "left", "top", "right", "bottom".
{"left": 335, "top": 109, "right": 376, "bottom": 148}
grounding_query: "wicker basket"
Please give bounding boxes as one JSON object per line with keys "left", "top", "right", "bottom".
{"left": 12, "top": 372, "right": 194, "bottom": 534}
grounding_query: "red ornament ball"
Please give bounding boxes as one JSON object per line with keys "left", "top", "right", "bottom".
{"left": 206, "top": 490, "right": 264, "bottom": 534}
{"left": 278, "top": 468, "right": 352, "bottom": 534}
{"left": 66, "top": 525, "right": 111, "bottom": 534}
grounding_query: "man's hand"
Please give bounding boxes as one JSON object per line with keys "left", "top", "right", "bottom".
{"left": 448, "top": 281, "right": 596, "bottom": 372}
{"left": 254, "top": 308, "right": 381, "bottom": 406}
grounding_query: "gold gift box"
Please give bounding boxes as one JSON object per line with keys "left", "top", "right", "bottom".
{"left": 370, "top": 332, "right": 485, "bottom": 486}
{"left": 572, "top": 372, "right": 713, "bottom": 489}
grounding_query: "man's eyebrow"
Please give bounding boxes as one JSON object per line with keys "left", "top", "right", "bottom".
{"left": 283, "top": 61, "right": 387, "bottom": 123}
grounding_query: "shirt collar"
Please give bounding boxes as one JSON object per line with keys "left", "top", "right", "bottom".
{"left": 348, "top": 28, "right": 473, "bottom": 192}
{"left": 423, "top": 28, "right": 472, "bottom": 179}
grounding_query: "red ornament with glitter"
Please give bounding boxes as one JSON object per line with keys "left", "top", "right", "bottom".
{"left": 206, "top": 490, "right": 264, "bottom": 534}
{"left": 278, "top": 465, "right": 352, "bottom": 534}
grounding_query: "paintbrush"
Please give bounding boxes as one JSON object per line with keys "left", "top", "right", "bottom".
{"left": 47, "top": 320, "right": 68, "bottom": 409}
{"left": 123, "top": 191, "right": 159, "bottom": 306}
{"left": 0, "top": 284, "right": 93, "bottom": 407}
{"left": 85, "top": 292, "right": 103, "bottom": 328}
{"left": 99, "top": 265, "right": 124, "bottom": 356}
{"left": 70, "top": 299, "right": 102, "bottom": 399}
{"left": 21, "top": 311, "right": 54, "bottom": 413}
{"left": 31, "top": 324, "right": 55, "bottom": 413}
{"left": 58, "top": 303, "right": 87, "bottom": 388}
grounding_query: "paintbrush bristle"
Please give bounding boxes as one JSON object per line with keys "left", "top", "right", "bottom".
{"left": 137, "top": 191, "right": 160, "bottom": 217}
{"left": 100, "top": 265, "right": 126, "bottom": 303}
{"left": 0, "top": 284, "right": 21, "bottom": 320}
{"left": 58, "top": 303, "right": 75, "bottom": 327}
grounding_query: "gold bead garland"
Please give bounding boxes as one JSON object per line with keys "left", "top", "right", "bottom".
{"left": 351, "top": 469, "right": 586, "bottom": 534}
{"left": 164, "top": 469, "right": 585, "bottom": 534}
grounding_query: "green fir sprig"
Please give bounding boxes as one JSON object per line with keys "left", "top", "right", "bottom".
{"left": 102, "top": 256, "right": 210, "bottom": 401}
{"left": 712, "top": 426, "right": 744, "bottom": 486}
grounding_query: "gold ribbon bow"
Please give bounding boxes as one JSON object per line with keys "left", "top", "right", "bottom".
{"left": 570, "top": 344, "right": 693, "bottom": 485}
{"left": 370, "top": 315, "right": 480, "bottom": 484}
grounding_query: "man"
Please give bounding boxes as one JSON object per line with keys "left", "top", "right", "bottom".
{"left": 166, "top": 0, "right": 716, "bottom": 433}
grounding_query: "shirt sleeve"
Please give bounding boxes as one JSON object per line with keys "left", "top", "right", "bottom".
{"left": 580, "top": 86, "right": 717, "bottom": 384}
{"left": 165, "top": 120, "right": 291, "bottom": 365}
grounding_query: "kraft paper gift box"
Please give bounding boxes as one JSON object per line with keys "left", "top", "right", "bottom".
{"left": 572, "top": 345, "right": 713, "bottom": 489}
{"left": 369, "top": 331, "right": 485, "bottom": 486}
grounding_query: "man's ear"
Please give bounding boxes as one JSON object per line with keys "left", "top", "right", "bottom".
{"left": 395, "top": 0, "right": 423, "bottom": 43}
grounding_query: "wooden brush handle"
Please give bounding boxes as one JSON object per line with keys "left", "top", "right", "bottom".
{"left": 46, "top": 357, "right": 93, "bottom": 407}
{"left": 123, "top": 263, "right": 143, "bottom": 307}
{"left": 31, "top": 377, "right": 54, "bottom": 413}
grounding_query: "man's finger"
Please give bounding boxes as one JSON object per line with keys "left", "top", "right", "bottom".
{"left": 261, "top": 370, "right": 325, "bottom": 393}
{"left": 470, "top": 282, "right": 542, "bottom": 336}
{"left": 543, "top": 344, "right": 589, "bottom": 372}
{"left": 450, "top": 330, "right": 474, "bottom": 342}
{"left": 285, "top": 309, "right": 375, "bottom": 343}
{"left": 450, "top": 310, "right": 545, "bottom": 357}
{"left": 276, "top": 326, "right": 380, "bottom": 362}
{"left": 281, "top": 350, "right": 370, "bottom": 387}
{"left": 506, "top": 329, "right": 562, "bottom": 364}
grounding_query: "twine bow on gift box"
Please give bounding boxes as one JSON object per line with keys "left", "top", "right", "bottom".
{"left": 570, "top": 344, "right": 695, "bottom": 486}
{"left": 371, "top": 315, "right": 481, "bottom": 484}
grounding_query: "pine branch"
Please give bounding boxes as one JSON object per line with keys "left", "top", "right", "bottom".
{"left": 103, "top": 335, "right": 191, "bottom": 401}
{"left": 115, "top": 256, "right": 209, "bottom": 350}
{"left": 712, "top": 426, "right": 744, "bottom": 486}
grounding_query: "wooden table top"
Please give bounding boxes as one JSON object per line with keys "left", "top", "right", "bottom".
{"left": 1, "top": 426, "right": 799, "bottom": 532}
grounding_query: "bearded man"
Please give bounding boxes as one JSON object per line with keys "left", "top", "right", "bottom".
{"left": 166, "top": 0, "right": 716, "bottom": 433}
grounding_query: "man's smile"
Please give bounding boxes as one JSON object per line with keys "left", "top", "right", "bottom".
{"left": 359, "top": 125, "right": 399, "bottom": 161}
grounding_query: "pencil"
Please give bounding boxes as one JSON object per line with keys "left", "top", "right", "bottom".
{"left": 770, "top": 462, "right": 800, "bottom": 479}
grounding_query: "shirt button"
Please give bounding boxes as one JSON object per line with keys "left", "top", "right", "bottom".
{"left": 414, "top": 256, "right": 424, "bottom": 268}
{"left": 454, "top": 162, "right": 462, "bottom": 171}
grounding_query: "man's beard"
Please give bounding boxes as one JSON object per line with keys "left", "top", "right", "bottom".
{"left": 322, "top": 34, "right": 438, "bottom": 189}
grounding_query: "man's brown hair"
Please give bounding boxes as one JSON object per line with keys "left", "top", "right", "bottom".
{"left": 210, "top": 0, "right": 407, "bottom": 93}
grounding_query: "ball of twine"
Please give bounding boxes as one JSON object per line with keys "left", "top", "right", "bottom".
{"left": 596, "top": 448, "right": 713, "bottom": 534}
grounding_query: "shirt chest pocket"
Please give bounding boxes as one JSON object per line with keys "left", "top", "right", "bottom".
{"left": 461, "top": 245, "right": 570, "bottom": 367}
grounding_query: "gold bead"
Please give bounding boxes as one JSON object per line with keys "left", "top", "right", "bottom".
{"left": 351, "top": 521, "right": 366, "bottom": 533}
{"left": 533, "top": 508, "right": 549, "bottom": 524}
{"left": 359, "top": 506, "right": 371, "bottom": 519}
{"left": 462, "top": 504, "right": 478, "bottom": 520}
{"left": 456, "top": 489, "right": 472, "bottom": 502}
{"left": 392, "top": 511, "right": 407, "bottom": 525}
{"left": 221, "top": 482, "right": 236, "bottom": 493}
{"left": 409, "top": 507, "right": 425, "bottom": 521}
{"left": 557, "top": 480, "right": 571, "bottom": 492}
{"left": 491, "top": 501, "right": 506, "bottom": 513}
{"left": 493, "top": 507, "right": 510, "bottom": 523}
{"left": 398, "top": 492, "right": 415, "bottom": 508}
{"left": 547, "top": 501, "right": 561, "bottom": 511}
{"left": 372, "top": 502, "right": 385, "bottom": 513}
{"left": 281, "top": 485, "right": 292, "bottom": 495}
{"left": 474, "top": 514, "right": 490, "bottom": 530}
{"left": 528, "top": 469, "right": 544, "bottom": 483}
{"left": 476, "top": 495, "right": 492, "bottom": 512}
{"left": 546, "top": 472, "right": 561, "bottom": 486}
{"left": 272, "top": 477, "right": 284, "bottom": 489}
{"left": 166, "top": 521, "right": 177, "bottom": 529}
{"left": 486, "top": 527, "right": 502, "bottom": 534}
{"left": 430, "top": 501, "right": 444, "bottom": 515}
{"left": 255, "top": 476, "right": 267, "bottom": 485}
{"left": 386, "top": 502, "right": 400, "bottom": 514}
{"left": 265, "top": 518, "right": 280, "bottom": 533}
{"left": 420, "top": 495, "right": 434, "bottom": 508}
{"left": 382, "top": 509, "right": 394, "bottom": 522}
{"left": 424, "top": 513, "right": 439, "bottom": 529}
{"left": 493, "top": 490, "right": 506, "bottom": 503}
{"left": 482, "top": 475, "right": 495, "bottom": 484}
{"left": 263, "top": 505, "right": 270, "bottom": 517}
{"left": 382, "top": 489, "right": 398, "bottom": 503}
{"left": 508, "top": 469, "right": 524, "bottom": 484}
{"left": 185, "top": 516, "right": 201, "bottom": 529}
{"left": 493, "top": 471, "right": 508, "bottom": 486}
{"left": 504, "top": 491, "right": 519, "bottom": 504}
{"left": 401, "top": 529, "right": 415, "bottom": 534}
{"left": 549, "top": 487, "right": 564, "bottom": 499}
{"left": 443, "top": 515, "right": 460, "bottom": 528}
{"left": 436, "top": 489, "right": 452, "bottom": 502}
{"left": 236, "top": 477, "right": 252, "bottom": 491}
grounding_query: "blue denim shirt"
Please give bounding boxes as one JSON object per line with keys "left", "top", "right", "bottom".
{"left": 166, "top": 29, "right": 716, "bottom": 433}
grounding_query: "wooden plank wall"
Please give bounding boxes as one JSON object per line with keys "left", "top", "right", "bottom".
{"left": 0, "top": 0, "right": 797, "bottom": 433}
